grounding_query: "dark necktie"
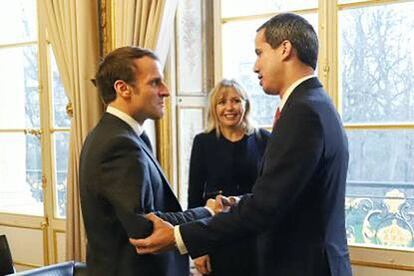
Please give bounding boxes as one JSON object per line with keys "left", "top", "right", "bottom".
{"left": 273, "top": 107, "right": 281, "bottom": 128}
{"left": 140, "top": 131, "right": 153, "bottom": 152}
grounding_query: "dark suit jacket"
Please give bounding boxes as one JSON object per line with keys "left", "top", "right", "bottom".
{"left": 188, "top": 129, "right": 270, "bottom": 207}
{"left": 79, "top": 113, "right": 210, "bottom": 276}
{"left": 180, "top": 78, "right": 352, "bottom": 276}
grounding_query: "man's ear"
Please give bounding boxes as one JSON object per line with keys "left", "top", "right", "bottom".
{"left": 280, "top": 40, "right": 293, "bottom": 60}
{"left": 114, "top": 80, "right": 131, "bottom": 98}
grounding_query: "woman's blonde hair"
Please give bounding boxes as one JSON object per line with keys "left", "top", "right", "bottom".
{"left": 205, "top": 79, "right": 255, "bottom": 137}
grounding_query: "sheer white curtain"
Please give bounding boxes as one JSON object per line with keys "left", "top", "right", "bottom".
{"left": 114, "top": 0, "right": 178, "bottom": 149}
{"left": 39, "top": 0, "right": 102, "bottom": 261}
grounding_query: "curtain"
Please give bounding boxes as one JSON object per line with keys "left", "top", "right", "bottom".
{"left": 39, "top": 0, "right": 103, "bottom": 261}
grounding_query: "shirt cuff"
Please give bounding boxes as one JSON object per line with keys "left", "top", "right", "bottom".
{"left": 229, "top": 196, "right": 241, "bottom": 205}
{"left": 204, "top": 206, "right": 215, "bottom": 216}
{"left": 174, "top": 225, "right": 188, "bottom": 255}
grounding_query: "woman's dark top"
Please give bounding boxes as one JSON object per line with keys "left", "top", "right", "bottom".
{"left": 188, "top": 128, "right": 270, "bottom": 276}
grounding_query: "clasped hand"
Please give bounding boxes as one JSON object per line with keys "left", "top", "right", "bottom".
{"left": 129, "top": 195, "right": 237, "bottom": 255}
{"left": 206, "top": 194, "right": 236, "bottom": 214}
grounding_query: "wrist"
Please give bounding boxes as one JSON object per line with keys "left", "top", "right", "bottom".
{"left": 204, "top": 206, "right": 215, "bottom": 216}
{"left": 174, "top": 225, "right": 188, "bottom": 254}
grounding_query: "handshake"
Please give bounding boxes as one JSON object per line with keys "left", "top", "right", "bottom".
{"left": 205, "top": 193, "right": 239, "bottom": 215}
{"left": 129, "top": 195, "right": 239, "bottom": 274}
{"left": 128, "top": 195, "right": 239, "bottom": 254}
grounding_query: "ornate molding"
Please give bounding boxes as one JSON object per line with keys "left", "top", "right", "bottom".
{"left": 346, "top": 188, "right": 414, "bottom": 249}
{"left": 99, "top": 0, "right": 114, "bottom": 56}
{"left": 156, "top": 98, "right": 173, "bottom": 184}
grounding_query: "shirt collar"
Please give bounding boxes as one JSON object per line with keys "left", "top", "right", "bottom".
{"left": 106, "top": 105, "right": 144, "bottom": 137}
{"left": 279, "top": 74, "right": 315, "bottom": 111}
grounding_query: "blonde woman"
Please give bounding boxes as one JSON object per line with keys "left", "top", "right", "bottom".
{"left": 188, "top": 79, "right": 270, "bottom": 275}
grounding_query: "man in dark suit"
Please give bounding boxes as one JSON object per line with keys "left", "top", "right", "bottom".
{"left": 79, "top": 46, "right": 216, "bottom": 276}
{"left": 131, "top": 13, "right": 352, "bottom": 276}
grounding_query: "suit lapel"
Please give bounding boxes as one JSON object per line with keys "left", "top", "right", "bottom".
{"left": 263, "top": 77, "right": 323, "bottom": 175}
{"left": 103, "top": 113, "right": 177, "bottom": 197}
{"left": 138, "top": 134, "right": 153, "bottom": 154}
{"left": 284, "top": 77, "right": 322, "bottom": 111}
{"left": 133, "top": 132, "right": 177, "bottom": 197}
{"left": 139, "top": 138, "right": 167, "bottom": 180}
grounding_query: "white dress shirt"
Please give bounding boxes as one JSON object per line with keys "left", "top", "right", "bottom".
{"left": 278, "top": 74, "right": 315, "bottom": 111}
{"left": 106, "top": 105, "right": 144, "bottom": 137}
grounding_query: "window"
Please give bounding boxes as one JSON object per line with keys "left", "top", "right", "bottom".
{"left": 0, "top": 0, "right": 68, "bottom": 218}
{"left": 0, "top": 0, "right": 42, "bottom": 216}
{"left": 174, "top": 0, "right": 214, "bottom": 209}
{"left": 0, "top": 0, "right": 69, "bottom": 269}
{"left": 50, "top": 53, "right": 70, "bottom": 218}
{"left": 339, "top": 1, "right": 414, "bottom": 250}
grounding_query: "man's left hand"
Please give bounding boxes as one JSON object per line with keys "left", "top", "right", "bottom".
{"left": 129, "top": 213, "right": 175, "bottom": 254}
{"left": 206, "top": 194, "right": 235, "bottom": 215}
{"left": 194, "top": 255, "right": 212, "bottom": 275}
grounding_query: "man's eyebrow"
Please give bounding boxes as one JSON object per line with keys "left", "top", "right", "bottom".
{"left": 148, "top": 76, "right": 162, "bottom": 83}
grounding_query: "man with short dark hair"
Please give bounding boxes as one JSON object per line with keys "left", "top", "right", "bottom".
{"left": 79, "top": 46, "right": 215, "bottom": 276}
{"left": 131, "top": 13, "right": 352, "bottom": 276}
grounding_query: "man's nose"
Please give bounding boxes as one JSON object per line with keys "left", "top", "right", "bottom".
{"left": 159, "top": 82, "right": 170, "bottom": 97}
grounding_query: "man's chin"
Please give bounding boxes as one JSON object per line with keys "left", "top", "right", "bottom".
{"left": 262, "top": 87, "right": 273, "bottom": 95}
{"left": 151, "top": 112, "right": 164, "bottom": 120}
{"left": 262, "top": 86, "right": 279, "bottom": 96}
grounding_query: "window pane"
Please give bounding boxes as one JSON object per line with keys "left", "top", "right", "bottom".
{"left": 54, "top": 132, "right": 69, "bottom": 218}
{"left": 346, "top": 130, "right": 414, "bottom": 249}
{"left": 0, "top": 0, "right": 37, "bottom": 44}
{"left": 222, "top": 14, "right": 318, "bottom": 126}
{"left": 178, "top": 108, "right": 204, "bottom": 209}
{"left": 0, "top": 132, "right": 43, "bottom": 215}
{"left": 51, "top": 50, "right": 70, "bottom": 128}
{"left": 339, "top": 2, "right": 414, "bottom": 124}
{"left": 221, "top": 0, "right": 317, "bottom": 18}
{"left": 0, "top": 45, "right": 39, "bottom": 129}
{"left": 177, "top": 0, "right": 203, "bottom": 94}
